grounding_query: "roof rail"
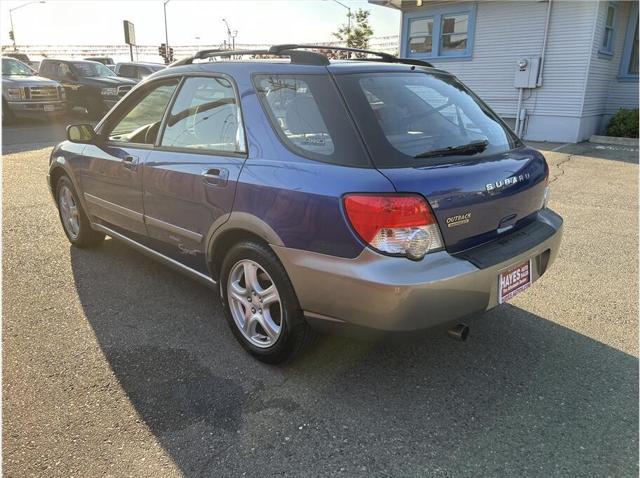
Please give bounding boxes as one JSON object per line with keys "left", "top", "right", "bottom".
{"left": 269, "top": 44, "right": 434, "bottom": 68}
{"left": 170, "top": 44, "right": 434, "bottom": 68}
{"left": 170, "top": 47, "right": 329, "bottom": 67}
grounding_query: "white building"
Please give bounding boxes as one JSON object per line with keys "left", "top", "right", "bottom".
{"left": 369, "top": 0, "right": 639, "bottom": 142}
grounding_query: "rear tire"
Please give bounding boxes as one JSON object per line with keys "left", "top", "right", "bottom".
{"left": 220, "top": 241, "right": 316, "bottom": 364}
{"left": 56, "top": 175, "right": 105, "bottom": 248}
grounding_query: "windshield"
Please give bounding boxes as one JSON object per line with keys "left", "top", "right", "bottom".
{"left": 72, "top": 61, "right": 114, "bottom": 78}
{"left": 2, "top": 58, "right": 33, "bottom": 76}
{"left": 336, "top": 72, "right": 520, "bottom": 167}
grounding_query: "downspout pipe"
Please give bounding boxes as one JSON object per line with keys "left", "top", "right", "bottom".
{"left": 537, "top": 0, "right": 553, "bottom": 86}
{"left": 515, "top": 88, "right": 524, "bottom": 137}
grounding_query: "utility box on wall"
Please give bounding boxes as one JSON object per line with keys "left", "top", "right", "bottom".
{"left": 514, "top": 57, "right": 541, "bottom": 88}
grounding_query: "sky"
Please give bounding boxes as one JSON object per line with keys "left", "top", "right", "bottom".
{"left": 0, "top": 0, "right": 400, "bottom": 47}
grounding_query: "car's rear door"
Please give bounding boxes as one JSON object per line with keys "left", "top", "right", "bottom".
{"left": 76, "top": 78, "right": 180, "bottom": 236}
{"left": 142, "top": 74, "right": 246, "bottom": 273}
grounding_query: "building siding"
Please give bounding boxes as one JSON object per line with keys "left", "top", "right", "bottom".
{"left": 400, "top": 1, "right": 597, "bottom": 122}
{"left": 583, "top": 0, "right": 638, "bottom": 119}
{"left": 380, "top": 0, "right": 639, "bottom": 141}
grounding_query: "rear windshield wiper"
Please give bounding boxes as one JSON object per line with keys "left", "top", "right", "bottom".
{"left": 414, "top": 140, "right": 489, "bottom": 159}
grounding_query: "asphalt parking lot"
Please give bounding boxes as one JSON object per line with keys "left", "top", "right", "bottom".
{"left": 3, "top": 118, "right": 639, "bottom": 477}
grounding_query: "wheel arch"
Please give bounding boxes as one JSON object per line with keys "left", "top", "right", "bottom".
{"left": 49, "top": 157, "right": 92, "bottom": 224}
{"left": 206, "top": 212, "right": 285, "bottom": 281}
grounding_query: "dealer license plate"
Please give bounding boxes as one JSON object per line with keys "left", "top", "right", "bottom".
{"left": 498, "top": 259, "right": 532, "bottom": 304}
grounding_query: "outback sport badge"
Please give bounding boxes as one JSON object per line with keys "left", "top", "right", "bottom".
{"left": 486, "top": 173, "right": 531, "bottom": 192}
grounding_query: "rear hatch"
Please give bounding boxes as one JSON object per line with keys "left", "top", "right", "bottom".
{"left": 334, "top": 66, "right": 548, "bottom": 252}
{"left": 380, "top": 147, "right": 548, "bottom": 252}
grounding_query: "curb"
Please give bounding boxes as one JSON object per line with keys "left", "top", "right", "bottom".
{"left": 589, "top": 135, "right": 639, "bottom": 147}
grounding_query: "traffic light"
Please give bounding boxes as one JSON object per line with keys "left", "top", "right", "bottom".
{"left": 158, "top": 43, "right": 166, "bottom": 59}
{"left": 9, "top": 30, "right": 14, "bottom": 41}
{"left": 168, "top": 47, "right": 174, "bottom": 63}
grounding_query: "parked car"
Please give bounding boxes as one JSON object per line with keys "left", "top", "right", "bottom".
{"left": 39, "top": 59, "right": 136, "bottom": 119}
{"left": 47, "top": 45, "right": 563, "bottom": 363}
{"left": 84, "top": 57, "right": 116, "bottom": 71}
{"left": 2, "top": 57, "right": 66, "bottom": 122}
{"left": 114, "top": 62, "right": 165, "bottom": 82}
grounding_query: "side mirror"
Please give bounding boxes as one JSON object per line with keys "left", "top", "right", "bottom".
{"left": 67, "top": 124, "right": 97, "bottom": 144}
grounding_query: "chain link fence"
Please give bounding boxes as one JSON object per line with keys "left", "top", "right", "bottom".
{"left": 1, "top": 36, "right": 400, "bottom": 63}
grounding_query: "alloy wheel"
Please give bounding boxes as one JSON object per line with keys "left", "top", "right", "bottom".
{"left": 58, "top": 184, "right": 80, "bottom": 240}
{"left": 227, "top": 259, "right": 282, "bottom": 348}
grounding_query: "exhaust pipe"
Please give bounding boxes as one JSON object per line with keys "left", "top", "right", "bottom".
{"left": 447, "top": 324, "right": 469, "bottom": 342}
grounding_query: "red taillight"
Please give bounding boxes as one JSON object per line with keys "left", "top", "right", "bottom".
{"left": 343, "top": 194, "right": 443, "bottom": 259}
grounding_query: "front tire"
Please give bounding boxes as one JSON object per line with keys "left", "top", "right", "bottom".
{"left": 2, "top": 99, "right": 15, "bottom": 125}
{"left": 220, "top": 241, "right": 316, "bottom": 364}
{"left": 56, "top": 175, "right": 105, "bottom": 248}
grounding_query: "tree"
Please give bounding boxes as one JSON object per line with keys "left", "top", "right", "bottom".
{"left": 333, "top": 8, "right": 374, "bottom": 57}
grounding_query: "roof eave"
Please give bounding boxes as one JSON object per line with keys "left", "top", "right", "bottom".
{"left": 367, "top": 0, "right": 402, "bottom": 10}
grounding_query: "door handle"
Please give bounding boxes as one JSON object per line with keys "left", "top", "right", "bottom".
{"left": 122, "top": 155, "right": 138, "bottom": 170}
{"left": 202, "top": 168, "right": 229, "bottom": 186}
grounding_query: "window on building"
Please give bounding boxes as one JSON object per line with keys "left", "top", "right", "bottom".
{"left": 404, "top": 5, "right": 476, "bottom": 59}
{"left": 600, "top": 3, "right": 617, "bottom": 55}
{"left": 628, "top": 24, "right": 639, "bottom": 75}
{"left": 620, "top": 2, "right": 639, "bottom": 79}
{"left": 408, "top": 18, "right": 434, "bottom": 55}
{"left": 441, "top": 14, "right": 468, "bottom": 54}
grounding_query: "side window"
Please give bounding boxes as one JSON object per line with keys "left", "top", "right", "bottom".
{"left": 254, "top": 74, "right": 370, "bottom": 166}
{"left": 107, "top": 80, "right": 178, "bottom": 144}
{"left": 161, "top": 76, "right": 245, "bottom": 153}
{"left": 255, "top": 75, "right": 334, "bottom": 156}
{"left": 138, "top": 67, "right": 150, "bottom": 79}
{"left": 57, "top": 63, "right": 72, "bottom": 78}
{"left": 40, "top": 61, "right": 54, "bottom": 77}
{"left": 44, "top": 62, "right": 60, "bottom": 78}
{"left": 119, "top": 64, "right": 136, "bottom": 78}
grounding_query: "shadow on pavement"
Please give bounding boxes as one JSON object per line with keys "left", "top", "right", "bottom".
{"left": 2, "top": 115, "right": 92, "bottom": 155}
{"left": 532, "top": 141, "right": 639, "bottom": 164}
{"left": 70, "top": 238, "right": 638, "bottom": 477}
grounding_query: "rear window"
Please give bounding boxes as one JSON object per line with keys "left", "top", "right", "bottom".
{"left": 254, "top": 74, "right": 370, "bottom": 167}
{"left": 336, "top": 72, "right": 521, "bottom": 168}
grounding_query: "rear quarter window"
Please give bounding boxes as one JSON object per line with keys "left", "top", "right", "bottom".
{"left": 253, "top": 74, "right": 370, "bottom": 167}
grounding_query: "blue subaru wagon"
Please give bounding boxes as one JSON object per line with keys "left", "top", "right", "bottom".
{"left": 48, "top": 45, "right": 563, "bottom": 363}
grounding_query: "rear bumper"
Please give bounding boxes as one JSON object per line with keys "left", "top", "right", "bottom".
{"left": 273, "top": 208, "right": 563, "bottom": 332}
{"left": 8, "top": 100, "right": 67, "bottom": 117}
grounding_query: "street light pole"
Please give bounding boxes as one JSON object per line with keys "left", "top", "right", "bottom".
{"left": 9, "top": 1, "right": 45, "bottom": 51}
{"left": 222, "top": 18, "right": 232, "bottom": 50}
{"left": 163, "top": 0, "right": 170, "bottom": 57}
{"left": 328, "top": 0, "right": 351, "bottom": 45}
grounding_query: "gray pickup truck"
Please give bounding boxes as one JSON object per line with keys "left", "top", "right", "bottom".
{"left": 2, "top": 57, "right": 66, "bottom": 122}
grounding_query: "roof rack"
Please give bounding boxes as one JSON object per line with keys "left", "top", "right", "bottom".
{"left": 269, "top": 44, "right": 434, "bottom": 68}
{"left": 170, "top": 47, "right": 330, "bottom": 67}
{"left": 170, "top": 44, "right": 434, "bottom": 68}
